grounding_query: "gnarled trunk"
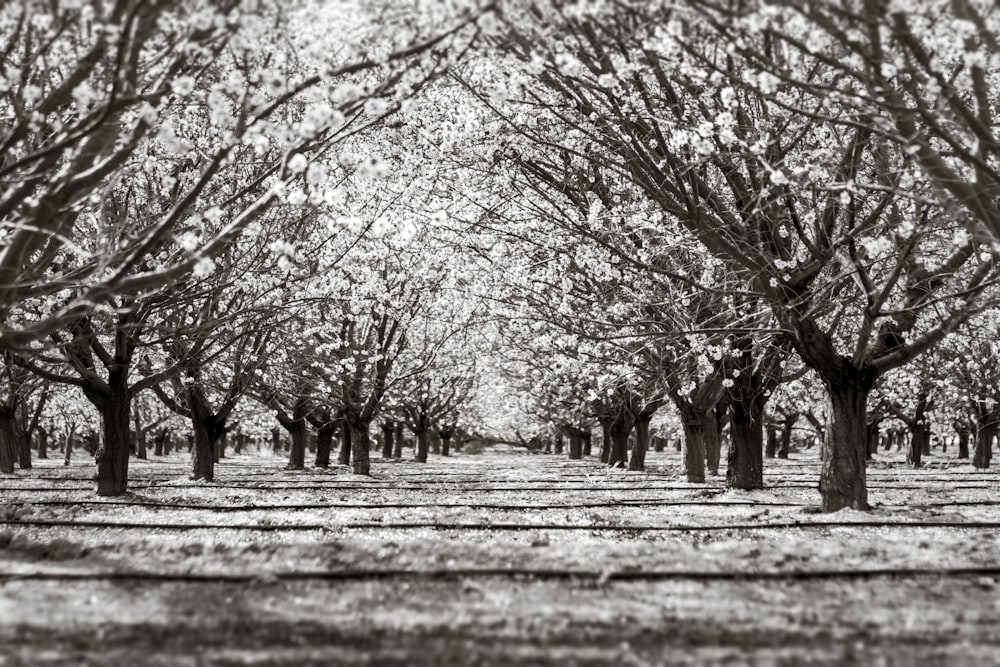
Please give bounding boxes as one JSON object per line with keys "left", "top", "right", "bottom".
{"left": 727, "top": 395, "right": 764, "bottom": 490}
{"left": 337, "top": 419, "right": 351, "bottom": 466}
{"left": 676, "top": 402, "right": 708, "bottom": 484}
{"left": 908, "top": 424, "right": 930, "bottom": 467}
{"left": 778, "top": 414, "right": 795, "bottom": 459}
{"left": 37, "top": 426, "right": 48, "bottom": 460}
{"left": 629, "top": 412, "right": 653, "bottom": 471}
{"left": 348, "top": 417, "right": 371, "bottom": 475}
{"left": 607, "top": 412, "right": 632, "bottom": 469}
{"left": 567, "top": 428, "right": 582, "bottom": 460}
{"left": 956, "top": 423, "right": 970, "bottom": 459}
{"left": 189, "top": 386, "right": 226, "bottom": 482}
{"left": 381, "top": 422, "right": 394, "bottom": 459}
{"left": 0, "top": 411, "right": 18, "bottom": 474}
{"left": 315, "top": 421, "right": 334, "bottom": 468}
{"left": 704, "top": 406, "right": 723, "bottom": 476}
{"left": 819, "top": 378, "right": 872, "bottom": 511}
{"left": 17, "top": 428, "right": 31, "bottom": 470}
{"left": 95, "top": 372, "right": 132, "bottom": 497}
{"left": 392, "top": 422, "right": 404, "bottom": 458}
{"left": 765, "top": 423, "right": 778, "bottom": 458}
{"left": 414, "top": 428, "right": 429, "bottom": 463}
{"left": 974, "top": 423, "right": 995, "bottom": 469}
{"left": 598, "top": 417, "right": 612, "bottom": 464}
{"left": 440, "top": 428, "right": 452, "bottom": 457}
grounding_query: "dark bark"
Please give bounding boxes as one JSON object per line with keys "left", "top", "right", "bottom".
{"left": 430, "top": 431, "right": 441, "bottom": 455}
{"left": 765, "top": 423, "right": 778, "bottom": 458}
{"left": 607, "top": 411, "right": 633, "bottom": 469}
{"left": 414, "top": 428, "right": 429, "bottom": 463}
{"left": 287, "top": 421, "right": 307, "bottom": 469}
{"left": 818, "top": 377, "right": 873, "bottom": 511}
{"left": 598, "top": 417, "right": 613, "bottom": 464}
{"left": 726, "top": 395, "right": 764, "bottom": 490}
{"left": 778, "top": 414, "right": 795, "bottom": 459}
{"left": 188, "top": 385, "right": 227, "bottom": 482}
{"left": 37, "top": 426, "right": 48, "bottom": 460}
{"left": 439, "top": 427, "right": 452, "bottom": 457}
{"left": 956, "top": 423, "right": 970, "bottom": 459}
{"left": 95, "top": 370, "right": 132, "bottom": 496}
{"left": 392, "top": 422, "right": 403, "bottom": 458}
{"left": 865, "top": 418, "right": 881, "bottom": 461}
{"left": 337, "top": 419, "right": 351, "bottom": 465}
{"left": 629, "top": 412, "right": 653, "bottom": 471}
{"left": 0, "top": 411, "right": 17, "bottom": 474}
{"left": 63, "top": 425, "right": 75, "bottom": 467}
{"left": 974, "top": 423, "right": 995, "bottom": 469}
{"left": 676, "top": 401, "right": 709, "bottom": 483}
{"left": 17, "top": 425, "right": 31, "bottom": 469}
{"left": 705, "top": 405, "right": 724, "bottom": 476}
{"left": 381, "top": 422, "right": 394, "bottom": 459}
{"left": 315, "top": 422, "right": 334, "bottom": 467}
{"left": 132, "top": 408, "right": 147, "bottom": 461}
{"left": 908, "top": 424, "right": 930, "bottom": 467}
{"left": 582, "top": 431, "right": 591, "bottom": 456}
{"left": 153, "top": 428, "right": 167, "bottom": 456}
{"left": 348, "top": 416, "right": 371, "bottom": 475}
{"left": 555, "top": 432, "right": 564, "bottom": 455}
{"left": 566, "top": 428, "right": 583, "bottom": 460}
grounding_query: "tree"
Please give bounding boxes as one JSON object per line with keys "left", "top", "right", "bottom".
{"left": 482, "top": 1, "right": 999, "bottom": 510}
{"left": 0, "top": 0, "right": 493, "bottom": 349}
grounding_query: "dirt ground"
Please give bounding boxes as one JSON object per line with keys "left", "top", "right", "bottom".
{"left": 2, "top": 445, "right": 1000, "bottom": 666}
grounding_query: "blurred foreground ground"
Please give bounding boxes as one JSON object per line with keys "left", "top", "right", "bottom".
{"left": 2, "top": 446, "right": 999, "bottom": 665}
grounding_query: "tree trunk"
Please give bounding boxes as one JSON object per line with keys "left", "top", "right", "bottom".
{"left": 17, "top": 429, "right": 31, "bottom": 470}
{"left": 414, "top": 429, "right": 429, "bottom": 463}
{"left": 315, "top": 421, "right": 334, "bottom": 467}
{"left": 567, "top": 430, "right": 582, "bottom": 460}
{"left": 430, "top": 431, "right": 441, "bottom": 455}
{"left": 674, "top": 399, "right": 711, "bottom": 484}
{"left": 778, "top": 416, "right": 794, "bottom": 459}
{"left": 191, "top": 413, "right": 217, "bottom": 482}
{"left": 555, "top": 432, "right": 564, "bottom": 455}
{"left": 189, "top": 386, "right": 227, "bottom": 482}
{"left": 818, "top": 379, "right": 872, "bottom": 512}
{"left": 337, "top": 419, "right": 351, "bottom": 465}
{"left": 440, "top": 430, "right": 451, "bottom": 457}
{"left": 393, "top": 422, "right": 404, "bottom": 458}
{"left": 705, "top": 407, "right": 722, "bottom": 476}
{"left": 381, "top": 422, "right": 394, "bottom": 459}
{"left": 37, "top": 426, "right": 48, "bottom": 460}
{"left": 153, "top": 428, "right": 166, "bottom": 456}
{"left": 95, "top": 374, "right": 132, "bottom": 497}
{"left": 287, "top": 421, "right": 306, "bottom": 470}
{"left": 908, "top": 425, "right": 929, "bottom": 467}
{"left": 271, "top": 427, "right": 281, "bottom": 454}
{"left": 63, "top": 425, "right": 75, "bottom": 467}
{"left": 765, "top": 423, "right": 778, "bottom": 458}
{"left": 133, "top": 408, "right": 147, "bottom": 460}
{"left": 974, "top": 423, "right": 995, "bottom": 469}
{"left": 597, "top": 417, "right": 612, "bottom": 463}
{"left": 727, "top": 396, "right": 764, "bottom": 490}
{"left": 957, "top": 425, "right": 970, "bottom": 459}
{"left": 0, "top": 411, "right": 17, "bottom": 474}
{"left": 629, "top": 413, "right": 652, "bottom": 471}
{"left": 349, "top": 419, "right": 371, "bottom": 475}
{"left": 608, "top": 412, "right": 632, "bottom": 469}
{"left": 865, "top": 419, "right": 880, "bottom": 460}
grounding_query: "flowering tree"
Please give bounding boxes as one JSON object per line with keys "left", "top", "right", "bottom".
{"left": 0, "top": 0, "right": 493, "bottom": 349}
{"left": 477, "top": 1, "right": 1000, "bottom": 510}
